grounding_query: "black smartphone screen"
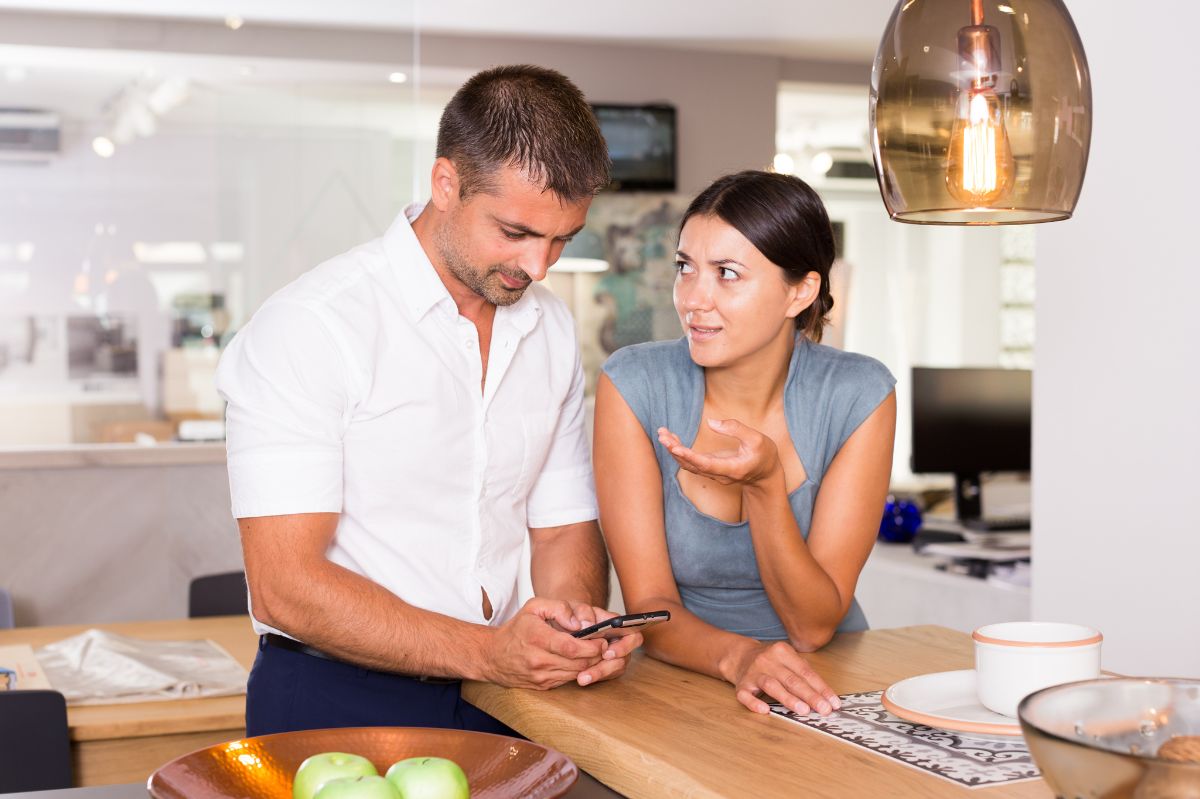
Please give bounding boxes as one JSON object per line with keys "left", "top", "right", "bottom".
{"left": 571, "top": 610, "right": 671, "bottom": 640}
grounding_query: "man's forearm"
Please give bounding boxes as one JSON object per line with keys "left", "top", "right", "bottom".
{"left": 245, "top": 533, "right": 494, "bottom": 680}
{"left": 529, "top": 520, "right": 610, "bottom": 607}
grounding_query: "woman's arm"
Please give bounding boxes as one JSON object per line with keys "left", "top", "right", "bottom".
{"left": 748, "top": 392, "right": 896, "bottom": 649}
{"left": 594, "top": 373, "right": 841, "bottom": 715}
{"left": 659, "top": 393, "right": 896, "bottom": 651}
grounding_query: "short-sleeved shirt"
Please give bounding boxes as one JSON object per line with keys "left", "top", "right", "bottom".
{"left": 602, "top": 336, "right": 895, "bottom": 640}
{"left": 216, "top": 203, "right": 598, "bottom": 637}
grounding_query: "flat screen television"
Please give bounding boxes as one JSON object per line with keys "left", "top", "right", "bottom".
{"left": 591, "top": 103, "right": 676, "bottom": 191}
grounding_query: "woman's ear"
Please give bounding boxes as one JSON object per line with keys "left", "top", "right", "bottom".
{"left": 429, "top": 157, "right": 460, "bottom": 212}
{"left": 785, "top": 271, "right": 822, "bottom": 319}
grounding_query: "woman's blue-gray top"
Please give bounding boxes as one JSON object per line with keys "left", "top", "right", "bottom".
{"left": 601, "top": 336, "right": 896, "bottom": 641}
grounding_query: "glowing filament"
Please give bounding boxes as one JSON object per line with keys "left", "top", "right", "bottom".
{"left": 962, "top": 93, "right": 999, "bottom": 195}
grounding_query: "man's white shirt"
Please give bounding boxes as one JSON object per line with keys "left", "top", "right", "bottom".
{"left": 216, "top": 203, "right": 599, "bottom": 637}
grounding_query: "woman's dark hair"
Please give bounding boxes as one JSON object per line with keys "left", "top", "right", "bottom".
{"left": 437, "top": 64, "right": 611, "bottom": 202}
{"left": 680, "top": 170, "right": 836, "bottom": 341}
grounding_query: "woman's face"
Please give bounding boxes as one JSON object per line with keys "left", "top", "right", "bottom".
{"left": 673, "top": 214, "right": 817, "bottom": 368}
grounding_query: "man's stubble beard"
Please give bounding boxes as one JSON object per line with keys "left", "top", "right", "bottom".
{"left": 434, "top": 216, "right": 529, "bottom": 307}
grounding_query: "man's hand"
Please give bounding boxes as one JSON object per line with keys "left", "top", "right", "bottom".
{"left": 559, "top": 602, "right": 643, "bottom": 688}
{"left": 482, "top": 598, "right": 608, "bottom": 690}
{"left": 482, "top": 599, "right": 643, "bottom": 690}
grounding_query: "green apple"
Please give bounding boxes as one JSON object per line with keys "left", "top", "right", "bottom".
{"left": 314, "top": 775, "right": 401, "bottom": 799}
{"left": 385, "top": 757, "right": 470, "bottom": 799}
{"left": 293, "top": 752, "right": 379, "bottom": 799}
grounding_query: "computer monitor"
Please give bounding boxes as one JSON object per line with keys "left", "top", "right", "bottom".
{"left": 911, "top": 367, "right": 1032, "bottom": 523}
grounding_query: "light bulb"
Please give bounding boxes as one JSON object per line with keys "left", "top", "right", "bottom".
{"left": 946, "top": 88, "right": 1014, "bottom": 206}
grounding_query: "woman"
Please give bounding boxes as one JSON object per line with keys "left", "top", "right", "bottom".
{"left": 594, "top": 171, "right": 896, "bottom": 717}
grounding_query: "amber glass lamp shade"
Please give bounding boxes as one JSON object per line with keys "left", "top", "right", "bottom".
{"left": 870, "top": 0, "right": 1092, "bottom": 225}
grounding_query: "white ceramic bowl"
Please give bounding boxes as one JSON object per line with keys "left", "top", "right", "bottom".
{"left": 973, "top": 621, "right": 1102, "bottom": 717}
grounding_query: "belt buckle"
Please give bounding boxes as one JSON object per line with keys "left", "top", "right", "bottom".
{"left": 416, "top": 675, "right": 460, "bottom": 685}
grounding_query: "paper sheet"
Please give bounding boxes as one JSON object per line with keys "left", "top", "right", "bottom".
{"left": 35, "top": 628, "right": 248, "bottom": 706}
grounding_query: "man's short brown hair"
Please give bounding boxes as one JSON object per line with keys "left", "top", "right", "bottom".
{"left": 436, "top": 64, "right": 610, "bottom": 202}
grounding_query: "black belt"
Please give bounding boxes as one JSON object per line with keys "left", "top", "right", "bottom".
{"left": 262, "top": 633, "right": 460, "bottom": 684}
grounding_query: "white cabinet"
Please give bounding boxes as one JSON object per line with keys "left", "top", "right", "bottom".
{"left": 856, "top": 542, "right": 1030, "bottom": 633}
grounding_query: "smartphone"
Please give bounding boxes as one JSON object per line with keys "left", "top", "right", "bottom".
{"left": 571, "top": 610, "right": 671, "bottom": 640}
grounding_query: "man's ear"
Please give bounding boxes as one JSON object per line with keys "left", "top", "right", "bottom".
{"left": 429, "top": 157, "right": 460, "bottom": 212}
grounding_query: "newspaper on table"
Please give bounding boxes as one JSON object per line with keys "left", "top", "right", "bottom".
{"left": 34, "top": 628, "right": 248, "bottom": 705}
{"left": 0, "top": 644, "right": 54, "bottom": 691}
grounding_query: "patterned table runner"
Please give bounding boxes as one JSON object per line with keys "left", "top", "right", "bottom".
{"left": 770, "top": 690, "right": 1041, "bottom": 790}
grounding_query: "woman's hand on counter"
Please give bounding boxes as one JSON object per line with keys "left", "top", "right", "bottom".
{"left": 723, "top": 640, "right": 841, "bottom": 717}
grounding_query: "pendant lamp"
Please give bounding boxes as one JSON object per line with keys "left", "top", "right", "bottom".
{"left": 870, "top": 0, "right": 1092, "bottom": 225}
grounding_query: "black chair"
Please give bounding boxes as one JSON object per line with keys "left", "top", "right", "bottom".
{"left": 188, "top": 570, "right": 249, "bottom": 618}
{"left": 0, "top": 586, "right": 13, "bottom": 629}
{"left": 0, "top": 690, "right": 73, "bottom": 792}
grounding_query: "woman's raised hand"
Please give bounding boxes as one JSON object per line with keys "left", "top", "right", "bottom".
{"left": 657, "top": 419, "right": 780, "bottom": 486}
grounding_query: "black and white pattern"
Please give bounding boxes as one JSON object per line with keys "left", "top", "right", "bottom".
{"left": 769, "top": 690, "right": 1040, "bottom": 789}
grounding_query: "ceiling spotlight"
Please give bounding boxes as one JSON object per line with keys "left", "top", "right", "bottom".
{"left": 225, "top": 15, "right": 244, "bottom": 30}
{"left": 129, "top": 104, "right": 157, "bottom": 138}
{"left": 92, "top": 136, "right": 116, "bottom": 158}
{"left": 4, "top": 65, "right": 28, "bottom": 83}
{"left": 811, "top": 151, "right": 834, "bottom": 175}
{"left": 147, "top": 78, "right": 190, "bottom": 115}
{"left": 772, "top": 152, "right": 796, "bottom": 174}
{"left": 388, "top": 72, "right": 408, "bottom": 84}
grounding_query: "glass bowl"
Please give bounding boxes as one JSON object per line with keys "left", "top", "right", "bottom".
{"left": 1018, "top": 678, "right": 1200, "bottom": 798}
{"left": 148, "top": 726, "right": 578, "bottom": 799}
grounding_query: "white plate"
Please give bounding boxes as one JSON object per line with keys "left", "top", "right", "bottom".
{"left": 882, "top": 669, "right": 1023, "bottom": 738}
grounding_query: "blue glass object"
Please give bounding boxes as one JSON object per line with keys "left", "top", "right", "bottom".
{"left": 878, "top": 495, "right": 923, "bottom": 543}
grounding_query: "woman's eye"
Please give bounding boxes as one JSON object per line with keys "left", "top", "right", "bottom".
{"left": 675, "top": 261, "right": 694, "bottom": 274}
{"left": 718, "top": 266, "right": 739, "bottom": 281}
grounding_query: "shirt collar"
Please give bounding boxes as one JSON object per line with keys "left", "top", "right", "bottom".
{"left": 384, "top": 201, "right": 544, "bottom": 334}
{"left": 383, "top": 202, "right": 457, "bottom": 322}
{"left": 497, "top": 286, "right": 543, "bottom": 337}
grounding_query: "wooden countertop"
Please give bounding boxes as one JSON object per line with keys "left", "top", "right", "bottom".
{"left": 463, "top": 625, "right": 1053, "bottom": 799}
{"left": 0, "top": 616, "right": 258, "bottom": 741}
{"left": 3, "top": 618, "right": 1052, "bottom": 797}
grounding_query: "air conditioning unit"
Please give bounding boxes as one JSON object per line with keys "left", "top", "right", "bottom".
{"left": 823, "top": 148, "right": 877, "bottom": 181}
{"left": 0, "top": 109, "right": 60, "bottom": 163}
{"left": 827, "top": 157, "right": 878, "bottom": 181}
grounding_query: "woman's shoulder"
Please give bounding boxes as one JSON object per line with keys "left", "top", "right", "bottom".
{"left": 602, "top": 337, "right": 692, "bottom": 383}
{"left": 601, "top": 338, "right": 694, "bottom": 427}
{"left": 802, "top": 340, "right": 896, "bottom": 392}
{"left": 796, "top": 341, "right": 897, "bottom": 464}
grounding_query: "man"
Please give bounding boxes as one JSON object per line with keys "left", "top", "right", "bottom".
{"left": 215, "top": 64, "right": 640, "bottom": 736}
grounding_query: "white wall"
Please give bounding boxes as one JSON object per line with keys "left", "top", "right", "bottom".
{"left": 1033, "top": 1, "right": 1200, "bottom": 677}
{"left": 826, "top": 190, "right": 1004, "bottom": 482}
{"left": 0, "top": 10, "right": 784, "bottom": 196}
{"left": 0, "top": 460, "right": 241, "bottom": 626}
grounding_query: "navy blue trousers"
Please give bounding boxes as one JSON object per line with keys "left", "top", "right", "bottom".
{"left": 245, "top": 636, "right": 518, "bottom": 738}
